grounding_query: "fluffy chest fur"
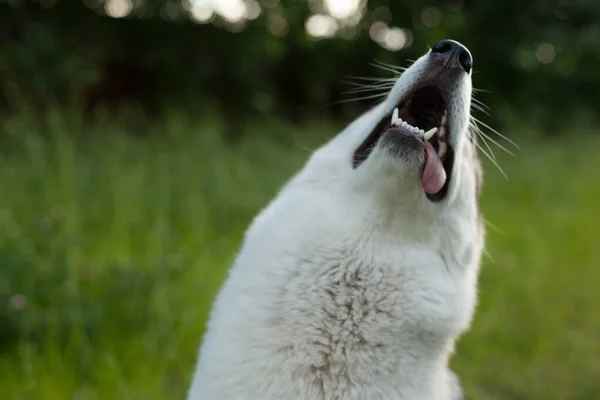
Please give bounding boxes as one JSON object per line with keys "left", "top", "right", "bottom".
{"left": 189, "top": 180, "right": 482, "bottom": 399}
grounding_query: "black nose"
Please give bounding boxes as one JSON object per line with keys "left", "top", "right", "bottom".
{"left": 431, "top": 39, "right": 472, "bottom": 73}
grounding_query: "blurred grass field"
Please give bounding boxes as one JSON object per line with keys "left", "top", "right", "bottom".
{"left": 0, "top": 110, "right": 598, "bottom": 399}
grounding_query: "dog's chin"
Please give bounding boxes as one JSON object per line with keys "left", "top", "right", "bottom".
{"left": 380, "top": 127, "right": 427, "bottom": 160}
{"left": 376, "top": 128, "right": 428, "bottom": 179}
{"left": 351, "top": 130, "right": 425, "bottom": 197}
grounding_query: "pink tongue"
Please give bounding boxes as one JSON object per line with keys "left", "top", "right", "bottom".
{"left": 422, "top": 141, "right": 446, "bottom": 194}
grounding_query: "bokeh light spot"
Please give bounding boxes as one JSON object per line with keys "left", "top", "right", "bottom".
{"left": 325, "top": 0, "right": 360, "bottom": 20}
{"left": 245, "top": 1, "right": 262, "bottom": 20}
{"left": 105, "top": 0, "right": 133, "bottom": 18}
{"left": 191, "top": 5, "right": 214, "bottom": 22}
{"left": 536, "top": 43, "right": 556, "bottom": 64}
{"left": 214, "top": 0, "right": 246, "bottom": 22}
{"left": 306, "top": 14, "right": 337, "bottom": 38}
{"left": 421, "top": 7, "right": 441, "bottom": 28}
{"left": 373, "top": 6, "right": 392, "bottom": 24}
{"left": 369, "top": 21, "right": 388, "bottom": 43}
{"left": 9, "top": 294, "right": 27, "bottom": 311}
{"left": 382, "top": 27, "right": 407, "bottom": 52}
{"left": 369, "top": 22, "right": 410, "bottom": 52}
{"left": 268, "top": 13, "right": 289, "bottom": 37}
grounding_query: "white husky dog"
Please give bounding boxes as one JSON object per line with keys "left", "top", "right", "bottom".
{"left": 188, "top": 40, "right": 484, "bottom": 400}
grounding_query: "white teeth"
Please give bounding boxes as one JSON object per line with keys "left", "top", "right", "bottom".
{"left": 389, "top": 108, "right": 444, "bottom": 141}
{"left": 392, "top": 108, "right": 399, "bottom": 125}
{"left": 422, "top": 127, "right": 437, "bottom": 141}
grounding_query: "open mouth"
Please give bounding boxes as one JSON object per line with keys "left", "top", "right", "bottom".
{"left": 352, "top": 86, "right": 454, "bottom": 200}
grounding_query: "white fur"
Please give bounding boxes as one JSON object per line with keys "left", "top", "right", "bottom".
{"left": 188, "top": 48, "right": 484, "bottom": 400}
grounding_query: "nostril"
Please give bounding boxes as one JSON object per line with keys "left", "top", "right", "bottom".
{"left": 431, "top": 39, "right": 473, "bottom": 74}
{"left": 458, "top": 50, "right": 472, "bottom": 73}
{"left": 431, "top": 40, "right": 452, "bottom": 54}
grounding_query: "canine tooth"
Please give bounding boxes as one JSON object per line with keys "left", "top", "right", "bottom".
{"left": 423, "top": 127, "right": 437, "bottom": 141}
{"left": 392, "top": 108, "right": 399, "bottom": 125}
{"left": 441, "top": 114, "right": 447, "bottom": 126}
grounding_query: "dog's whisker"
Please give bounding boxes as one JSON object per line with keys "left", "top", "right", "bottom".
{"left": 331, "top": 93, "right": 388, "bottom": 105}
{"left": 344, "top": 76, "right": 397, "bottom": 83}
{"left": 483, "top": 218, "right": 505, "bottom": 235}
{"left": 341, "top": 89, "right": 393, "bottom": 97}
{"left": 342, "top": 79, "right": 394, "bottom": 86}
{"left": 369, "top": 62, "right": 405, "bottom": 76}
{"left": 342, "top": 85, "right": 395, "bottom": 93}
{"left": 471, "top": 122, "right": 498, "bottom": 160}
{"left": 341, "top": 78, "right": 396, "bottom": 96}
{"left": 342, "top": 85, "right": 395, "bottom": 95}
{"left": 471, "top": 117, "right": 519, "bottom": 149}
{"left": 482, "top": 248, "right": 496, "bottom": 263}
{"left": 293, "top": 142, "right": 317, "bottom": 154}
{"left": 471, "top": 123, "right": 497, "bottom": 161}
{"left": 471, "top": 97, "right": 489, "bottom": 108}
{"left": 341, "top": 81, "right": 389, "bottom": 89}
{"left": 471, "top": 103, "right": 490, "bottom": 116}
{"left": 371, "top": 60, "right": 408, "bottom": 72}
{"left": 473, "top": 124, "right": 516, "bottom": 157}
{"left": 475, "top": 141, "right": 508, "bottom": 179}
{"left": 341, "top": 80, "right": 396, "bottom": 90}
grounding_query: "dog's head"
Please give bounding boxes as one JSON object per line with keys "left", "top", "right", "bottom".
{"left": 300, "top": 40, "right": 481, "bottom": 214}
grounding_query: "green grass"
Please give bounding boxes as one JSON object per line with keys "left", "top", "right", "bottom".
{"left": 0, "top": 110, "right": 598, "bottom": 399}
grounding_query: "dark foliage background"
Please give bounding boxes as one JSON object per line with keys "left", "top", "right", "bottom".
{"left": 1, "top": 0, "right": 599, "bottom": 134}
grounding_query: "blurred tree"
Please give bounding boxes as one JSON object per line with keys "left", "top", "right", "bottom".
{"left": 0, "top": 0, "right": 598, "bottom": 134}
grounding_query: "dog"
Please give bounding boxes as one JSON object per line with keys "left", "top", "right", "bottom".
{"left": 188, "top": 39, "right": 483, "bottom": 400}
